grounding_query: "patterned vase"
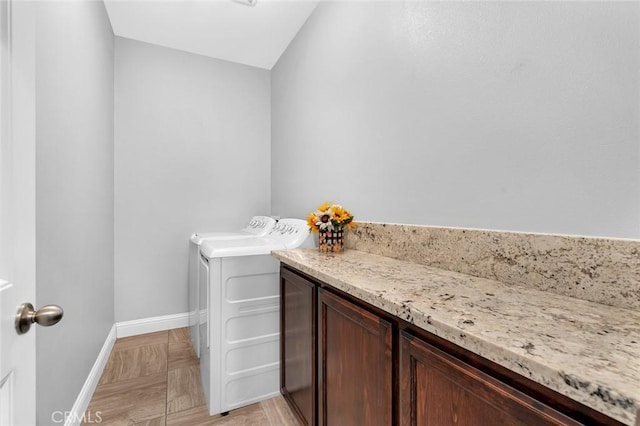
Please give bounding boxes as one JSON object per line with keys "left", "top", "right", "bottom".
{"left": 318, "top": 228, "right": 344, "bottom": 253}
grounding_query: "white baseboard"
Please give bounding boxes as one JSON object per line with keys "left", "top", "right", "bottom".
{"left": 115, "top": 312, "right": 189, "bottom": 338}
{"left": 66, "top": 312, "right": 189, "bottom": 426}
{"left": 65, "top": 324, "right": 116, "bottom": 426}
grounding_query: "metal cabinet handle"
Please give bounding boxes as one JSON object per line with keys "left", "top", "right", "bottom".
{"left": 15, "top": 303, "right": 64, "bottom": 335}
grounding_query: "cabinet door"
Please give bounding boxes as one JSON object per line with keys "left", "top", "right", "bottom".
{"left": 318, "top": 288, "right": 392, "bottom": 426}
{"left": 281, "top": 268, "right": 316, "bottom": 426}
{"left": 399, "top": 331, "right": 581, "bottom": 426}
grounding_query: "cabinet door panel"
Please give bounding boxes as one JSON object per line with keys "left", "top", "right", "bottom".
{"left": 399, "top": 331, "right": 581, "bottom": 426}
{"left": 318, "top": 288, "right": 392, "bottom": 426}
{"left": 281, "top": 268, "right": 316, "bottom": 426}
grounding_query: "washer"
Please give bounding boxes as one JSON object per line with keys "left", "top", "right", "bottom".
{"left": 198, "top": 218, "right": 311, "bottom": 416}
{"left": 189, "top": 216, "right": 276, "bottom": 357}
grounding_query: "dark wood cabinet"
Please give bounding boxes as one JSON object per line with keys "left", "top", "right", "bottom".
{"left": 280, "top": 265, "right": 621, "bottom": 426}
{"left": 280, "top": 267, "right": 317, "bottom": 425}
{"left": 399, "top": 331, "right": 581, "bottom": 426}
{"left": 318, "top": 287, "right": 393, "bottom": 426}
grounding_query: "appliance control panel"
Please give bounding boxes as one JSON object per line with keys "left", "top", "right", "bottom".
{"left": 242, "top": 216, "right": 277, "bottom": 235}
{"left": 266, "top": 218, "right": 310, "bottom": 248}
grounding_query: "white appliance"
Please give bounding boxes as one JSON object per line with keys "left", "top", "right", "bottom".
{"left": 198, "top": 218, "right": 311, "bottom": 416}
{"left": 188, "top": 216, "right": 277, "bottom": 357}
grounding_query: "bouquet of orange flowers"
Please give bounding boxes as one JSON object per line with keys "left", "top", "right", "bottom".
{"left": 306, "top": 202, "right": 355, "bottom": 233}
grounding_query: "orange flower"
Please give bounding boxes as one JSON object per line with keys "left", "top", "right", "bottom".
{"left": 316, "top": 201, "right": 331, "bottom": 212}
{"left": 307, "top": 212, "right": 319, "bottom": 233}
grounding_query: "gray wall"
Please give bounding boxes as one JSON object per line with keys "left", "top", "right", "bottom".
{"left": 35, "top": 1, "right": 114, "bottom": 423}
{"left": 114, "top": 37, "right": 271, "bottom": 322}
{"left": 271, "top": 1, "right": 640, "bottom": 239}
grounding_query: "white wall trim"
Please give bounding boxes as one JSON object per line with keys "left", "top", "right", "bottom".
{"left": 66, "top": 313, "right": 189, "bottom": 426}
{"left": 115, "top": 312, "right": 189, "bottom": 338}
{"left": 65, "top": 324, "right": 116, "bottom": 426}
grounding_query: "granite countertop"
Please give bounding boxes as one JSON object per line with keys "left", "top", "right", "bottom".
{"left": 271, "top": 248, "right": 640, "bottom": 426}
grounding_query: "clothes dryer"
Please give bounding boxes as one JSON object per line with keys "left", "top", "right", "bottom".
{"left": 189, "top": 216, "right": 276, "bottom": 357}
{"left": 198, "top": 218, "right": 311, "bottom": 415}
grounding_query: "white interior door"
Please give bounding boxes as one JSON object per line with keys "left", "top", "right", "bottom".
{"left": 0, "top": 1, "right": 37, "bottom": 425}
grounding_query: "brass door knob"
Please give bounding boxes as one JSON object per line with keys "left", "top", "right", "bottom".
{"left": 15, "top": 303, "right": 64, "bottom": 335}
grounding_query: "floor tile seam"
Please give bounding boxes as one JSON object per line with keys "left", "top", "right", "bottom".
{"left": 114, "top": 335, "right": 170, "bottom": 344}
{"left": 165, "top": 342, "right": 170, "bottom": 426}
{"left": 89, "top": 385, "right": 169, "bottom": 403}
{"left": 93, "top": 373, "right": 170, "bottom": 395}
{"left": 167, "top": 359, "right": 200, "bottom": 371}
{"left": 111, "top": 344, "right": 159, "bottom": 353}
{"left": 167, "top": 351, "right": 197, "bottom": 359}
{"left": 112, "top": 343, "right": 157, "bottom": 351}
{"left": 114, "top": 333, "right": 171, "bottom": 344}
{"left": 111, "top": 344, "right": 170, "bottom": 357}
{"left": 167, "top": 354, "right": 198, "bottom": 363}
{"left": 113, "top": 341, "right": 169, "bottom": 349}
{"left": 98, "top": 365, "right": 170, "bottom": 382}
{"left": 166, "top": 365, "right": 191, "bottom": 374}
{"left": 163, "top": 337, "right": 170, "bottom": 426}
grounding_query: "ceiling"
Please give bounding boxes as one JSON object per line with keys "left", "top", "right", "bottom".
{"left": 103, "top": 0, "right": 319, "bottom": 70}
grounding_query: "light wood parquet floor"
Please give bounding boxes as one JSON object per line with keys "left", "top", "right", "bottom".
{"left": 83, "top": 328, "right": 301, "bottom": 425}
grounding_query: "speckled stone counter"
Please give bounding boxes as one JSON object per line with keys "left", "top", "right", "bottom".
{"left": 271, "top": 248, "right": 640, "bottom": 425}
